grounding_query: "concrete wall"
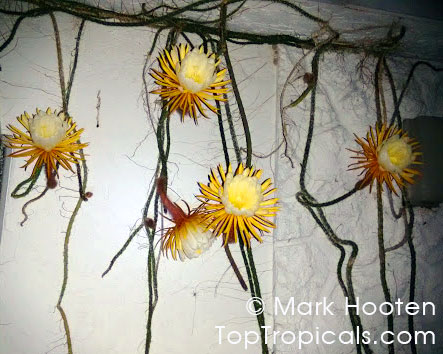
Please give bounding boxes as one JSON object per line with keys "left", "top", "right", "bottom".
{"left": 0, "top": 4, "right": 442, "bottom": 354}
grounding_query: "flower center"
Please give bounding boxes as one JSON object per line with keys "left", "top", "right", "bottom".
{"left": 177, "top": 49, "right": 216, "bottom": 93}
{"left": 377, "top": 135, "right": 413, "bottom": 174}
{"left": 29, "top": 112, "right": 68, "bottom": 151}
{"left": 221, "top": 173, "right": 263, "bottom": 217}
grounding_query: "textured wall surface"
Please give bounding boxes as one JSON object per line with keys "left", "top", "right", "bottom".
{"left": 0, "top": 4, "right": 442, "bottom": 354}
{"left": 274, "top": 46, "right": 443, "bottom": 354}
{"left": 0, "top": 15, "right": 275, "bottom": 354}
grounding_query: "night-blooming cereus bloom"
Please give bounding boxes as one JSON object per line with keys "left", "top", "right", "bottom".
{"left": 157, "top": 178, "right": 215, "bottom": 261}
{"left": 197, "top": 164, "right": 279, "bottom": 246}
{"left": 3, "top": 108, "right": 88, "bottom": 179}
{"left": 150, "top": 44, "right": 230, "bottom": 123}
{"left": 348, "top": 123, "right": 421, "bottom": 194}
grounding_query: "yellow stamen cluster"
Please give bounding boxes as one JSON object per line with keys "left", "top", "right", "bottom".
{"left": 150, "top": 44, "right": 230, "bottom": 123}
{"left": 348, "top": 123, "right": 421, "bottom": 194}
{"left": 3, "top": 108, "right": 88, "bottom": 178}
{"left": 198, "top": 163, "right": 279, "bottom": 246}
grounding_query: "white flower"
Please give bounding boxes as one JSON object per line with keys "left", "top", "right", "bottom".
{"left": 377, "top": 135, "right": 414, "bottom": 174}
{"left": 220, "top": 171, "right": 263, "bottom": 217}
{"left": 177, "top": 48, "right": 217, "bottom": 93}
{"left": 29, "top": 109, "right": 68, "bottom": 151}
{"left": 177, "top": 223, "right": 215, "bottom": 261}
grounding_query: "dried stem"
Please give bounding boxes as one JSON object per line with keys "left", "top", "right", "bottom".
{"left": 224, "top": 243, "right": 248, "bottom": 291}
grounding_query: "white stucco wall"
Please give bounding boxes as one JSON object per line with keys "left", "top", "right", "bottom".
{"left": 0, "top": 3, "right": 442, "bottom": 354}
{"left": 274, "top": 47, "right": 443, "bottom": 354}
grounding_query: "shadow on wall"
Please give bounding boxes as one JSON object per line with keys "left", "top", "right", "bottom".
{"left": 314, "top": 0, "right": 443, "bottom": 21}
{"left": 405, "top": 116, "right": 443, "bottom": 208}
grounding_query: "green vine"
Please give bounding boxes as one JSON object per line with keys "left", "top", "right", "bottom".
{"left": 10, "top": 166, "right": 42, "bottom": 198}
{"left": 295, "top": 47, "right": 371, "bottom": 354}
{"left": 51, "top": 13, "right": 88, "bottom": 354}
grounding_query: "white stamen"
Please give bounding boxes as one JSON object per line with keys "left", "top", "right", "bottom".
{"left": 377, "top": 135, "right": 413, "bottom": 174}
{"left": 29, "top": 111, "right": 68, "bottom": 151}
{"left": 179, "top": 224, "right": 215, "bottom": 261}
{"left": 177, "top": 49, "right": 217, "bottom": 93}
{"left": 220, "top": 172, "right": 263, "bottom": 217}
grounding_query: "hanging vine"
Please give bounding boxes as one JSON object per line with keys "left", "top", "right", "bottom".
{"left": 1, "top": 1, "right": 442, "bottom": 354}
